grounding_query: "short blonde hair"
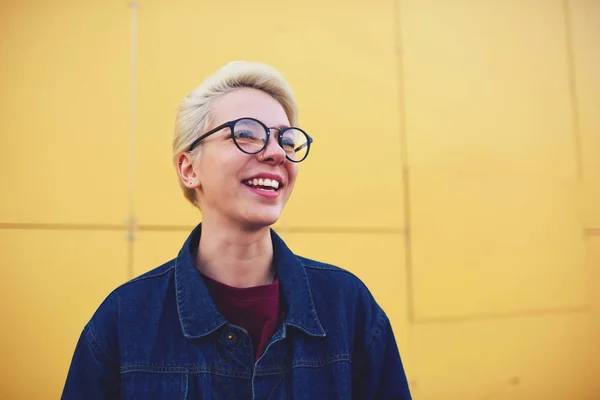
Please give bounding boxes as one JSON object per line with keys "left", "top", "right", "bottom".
{"left": 173, "top": 61, "right": 298, "bottom": 207}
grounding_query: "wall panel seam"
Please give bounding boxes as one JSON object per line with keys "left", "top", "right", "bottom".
{"left": 414, "top": 305, "right": 591, "bottom": 325}
{"left": 392, "top": 0, "right": 415, "bottom": 325}
{"left": 563, "top": 0, "right": 584, "bottom": 180}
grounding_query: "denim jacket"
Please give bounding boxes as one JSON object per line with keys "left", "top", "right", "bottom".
{"left": 62, "top": 224, "right": 412, "bottom": 399}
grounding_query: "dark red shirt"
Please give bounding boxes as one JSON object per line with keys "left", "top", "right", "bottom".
{"left": 202, "top": 275, "right": 282, "bottom": 361}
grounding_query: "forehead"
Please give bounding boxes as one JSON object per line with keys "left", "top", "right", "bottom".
{"left": 210, "top": 88, "right": 289, "bottom": 128}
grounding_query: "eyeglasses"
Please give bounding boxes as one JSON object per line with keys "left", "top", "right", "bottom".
{"left": 188, "top": 117, "right": 313, "bottom": 163}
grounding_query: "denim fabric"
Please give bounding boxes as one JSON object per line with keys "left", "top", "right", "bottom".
{"left": 62, "top": 224, "right": 412, "bottom": 399}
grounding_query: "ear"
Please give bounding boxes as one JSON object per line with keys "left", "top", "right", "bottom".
{"left": 177, "top": 152, "right": 202, "bottom": 190}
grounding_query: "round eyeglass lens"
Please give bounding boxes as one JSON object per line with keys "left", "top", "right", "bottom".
{"left": 232, "top": 118, "right": 268, "bottom": 154}
{"left": 280, "top": 128, "right": 309, "bottom": 162}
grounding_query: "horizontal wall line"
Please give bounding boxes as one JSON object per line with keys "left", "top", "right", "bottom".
{"left": 585, "top": 228, "right": 600, "bottom": 236}
{"left": 137, "top": 224, "right": 192, "bottom": 232}
{"left": 274, "top": 226, "right": 406, "bottom": 234}
{"left": 413, "top": 305, "right": 590, "bottom": 325}
{"left": 0, "top": 222, "right": 127, "bottom": 231}
{"left": 0, "top": 222, "right": 405, "bottom": 234}
{"left": 0, "top": 223, "right": 598, "bottom": 236}
{"left": 137, "top": 225, "right": 407, "bottom": 235}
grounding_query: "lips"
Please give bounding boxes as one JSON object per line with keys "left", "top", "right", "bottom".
{"left": 241, "top": 173, "right": 284, "bottom": 198}
{"left": 242, "top": 182, "right": 281, "bottom": 199}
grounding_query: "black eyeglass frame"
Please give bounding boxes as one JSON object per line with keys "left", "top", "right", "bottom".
{"left": 188, "top": 117, "right": 313, "bottom": 163}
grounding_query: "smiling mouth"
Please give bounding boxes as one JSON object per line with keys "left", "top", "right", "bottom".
{"left": 242, "top": 178, "right": 281, "bottom": 192}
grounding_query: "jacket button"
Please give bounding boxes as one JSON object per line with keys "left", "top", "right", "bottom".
{"left": 226, "top": 333, "right": 235, "bottom": 342}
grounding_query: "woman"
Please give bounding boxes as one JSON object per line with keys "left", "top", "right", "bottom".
{"left": 62, "top": 61, "right": 412, "bottom": 399}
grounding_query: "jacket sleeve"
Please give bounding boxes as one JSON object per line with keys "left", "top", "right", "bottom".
{"left": 61, "top": 295, "right": 120, "bottom": 399}
{"left": 353, "top": 308, "right": 412, "bottom": 400}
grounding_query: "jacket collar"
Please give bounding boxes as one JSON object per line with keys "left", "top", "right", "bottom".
{"left": 175, "top": 223, "right": 326, "bottom": 339}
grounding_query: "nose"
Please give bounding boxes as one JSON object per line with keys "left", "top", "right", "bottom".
{"left": 259, "top": 129, "right": 286, "bottom": 164}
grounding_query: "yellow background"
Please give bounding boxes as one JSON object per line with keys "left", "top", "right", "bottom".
{"left": 1, "top": 0, "right": 599, "bottom": 398}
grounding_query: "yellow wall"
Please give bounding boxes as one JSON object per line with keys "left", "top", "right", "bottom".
{"left": 1, "top": 0, "right": 598, "bottom": 398}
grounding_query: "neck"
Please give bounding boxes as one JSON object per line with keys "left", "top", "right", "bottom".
{"left": 195, "top": 214, "right": 275, "bottom": 288}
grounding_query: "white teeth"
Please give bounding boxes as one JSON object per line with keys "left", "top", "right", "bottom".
{"left": 245, "top": 177, "right": 281, "bottom": 190}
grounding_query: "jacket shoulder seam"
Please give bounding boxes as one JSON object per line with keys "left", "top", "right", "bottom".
{"left": 121, "top": 262, "right": 176, "bottom": 287}
{"left": 85, "top": 322, "right": 117, "bottom": 364}
{"left": 99, "top": 262, "right": 176, "bottom": 307}
{"left": 366, "top": 308, "right": 387, "bottom": 353}
{"left": 297, "top": 257, "right": 346, "bottom": 272}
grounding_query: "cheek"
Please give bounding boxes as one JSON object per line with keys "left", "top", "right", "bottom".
{"left": 287, "top": 165, "right": 299, "bottom": 188}
{"left": 198, "top": 148, "right": 240, "bottom": 187}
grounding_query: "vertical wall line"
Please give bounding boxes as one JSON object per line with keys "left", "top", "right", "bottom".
{"left": 562, "top": 0, "right": 583, "bottom": 182}
{"left": 393, "top": 0, "right": 415, "bottom": 325}
{"left": 393, "top": 0, "right": 418, "bottom": 388}
{"left": 127, "top": 0, "right": 139, "bottom": 279}
{"left": 562, "top": 0, "right": 591, "bottom": 317}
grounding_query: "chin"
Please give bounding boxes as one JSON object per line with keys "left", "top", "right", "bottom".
{"left": 242, "top": 211, "right": 281, "bottom": 229}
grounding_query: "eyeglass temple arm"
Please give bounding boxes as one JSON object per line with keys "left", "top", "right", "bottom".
{"left": 294, "top": 142, "right": 308, "bottom": 152}
{"left": 188, "top": 122, "right": 231, "bottom": 151}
